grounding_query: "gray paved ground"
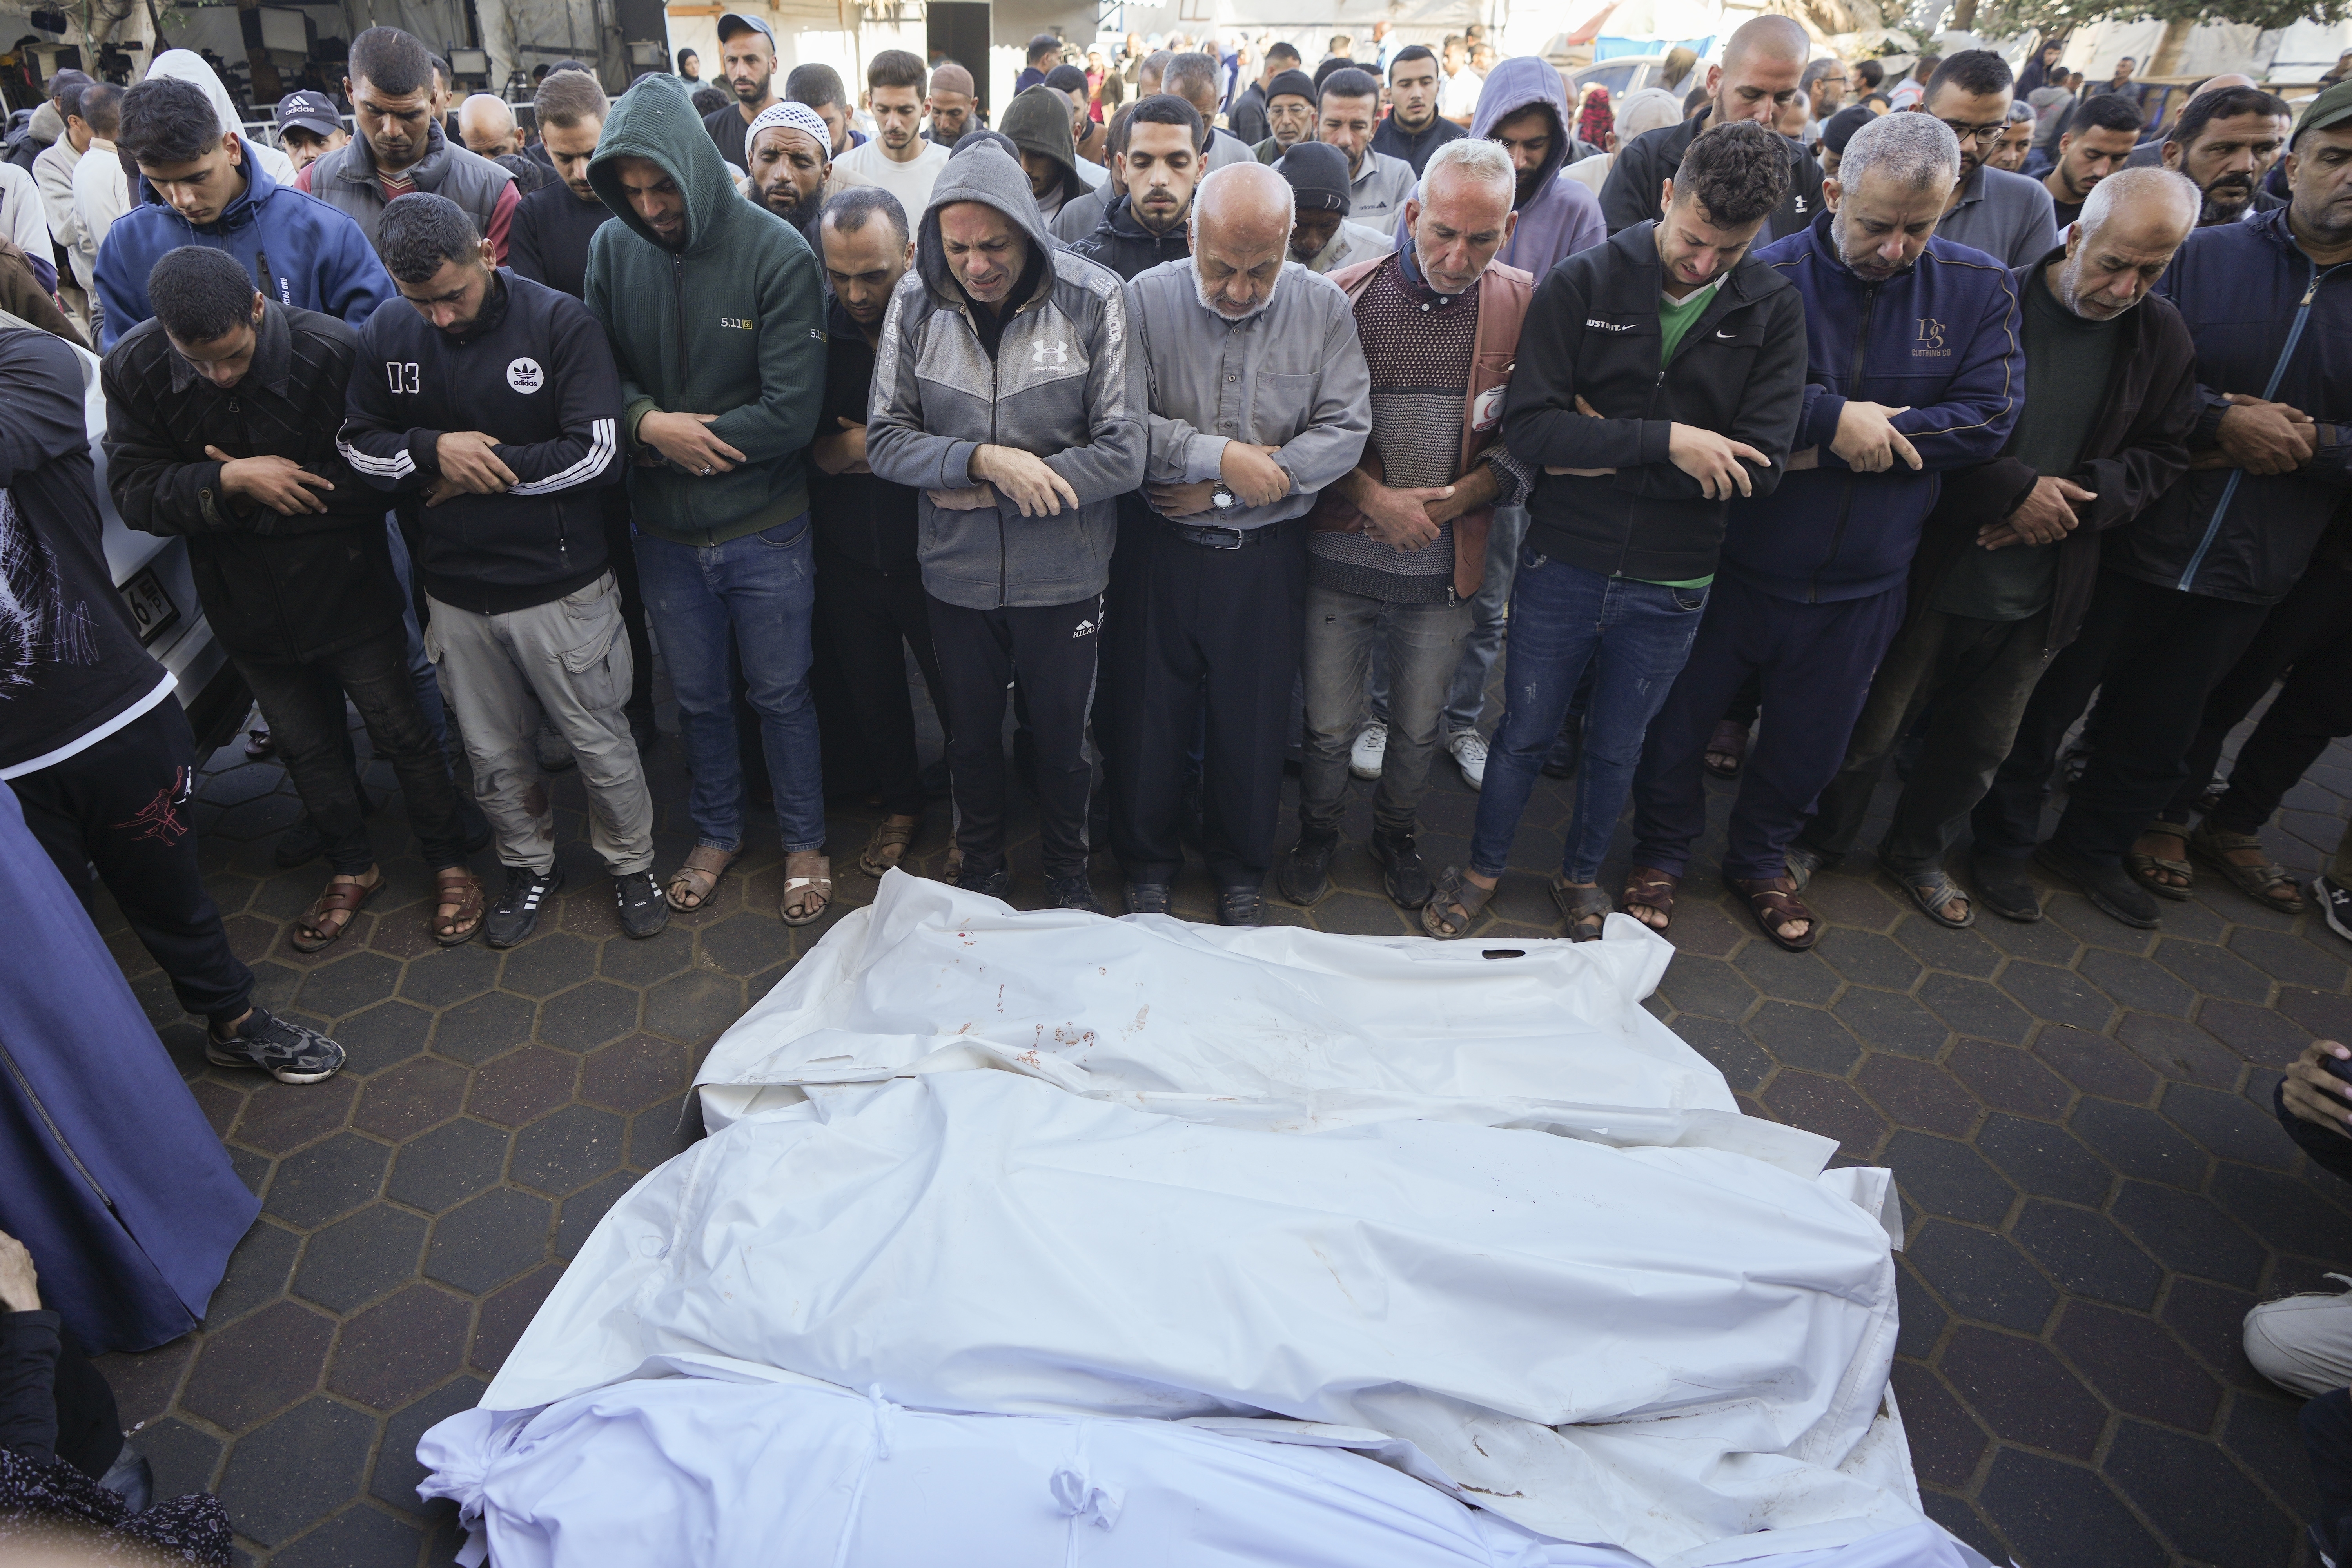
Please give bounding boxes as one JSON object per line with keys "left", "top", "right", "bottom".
{"left": 81, "top": 681, "right": 2352, "bottom": 1567}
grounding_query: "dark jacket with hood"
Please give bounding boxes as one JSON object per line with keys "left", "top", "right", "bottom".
{"left": 1913, "top": 252, "right": 2195, "bottom": 652}
{"left": 2102, "top": 205, "right": 2352, "bottom": 605}
{"left": 1068, "top": 194, "right": 1192, "bottom": 281}
{"left": 95, "top": 157, "right": 393, "bottom": 351}
{"left": 584, "top": 74, "right": 828, "bottom": 548}
{"left": 103, "top": 302, "right": 400, "bottom": 664}
{"left": 1467, "top": 56, "right": 1606, "bottom": 277}
{"left": 1000, "top": 85, "right": 1093, "bottom": 219}
{"left": 866, "top": 140, "right": 1145, "bottom": 609}
{"left": 1599, "top": 104, "right": 1826, "bottom": 244}
{"left": 1504, "top": 221, "right": 1807, "bottom": 584}
{"left": 1728, "top": 211, "right": 2024, "bottom": 604}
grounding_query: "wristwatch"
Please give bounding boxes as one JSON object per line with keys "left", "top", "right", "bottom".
{"left": 1210, "top": 485, "right": 1238, "bottom": 510}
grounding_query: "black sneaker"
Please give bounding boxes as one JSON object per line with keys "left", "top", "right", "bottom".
{"left": 1278, "top": 829, "right": 1339, "bottom": 906}
{"left": 1124, "top": 881, "right": 1171, "bottom": 915}
{"left": 2033, "top": 840, "right": 2159, "bottom": 929}
{"left": 207, "top": 1007, "right": 345, "bottom": 1084}
{"left": 613, "top": 871, "right": 669, "bottom": 938}
{"left": 955, "top": 863, "right": 1012, "bottom": 900}
{"left": 1049, "top": 873, "right": 1105, "bottom": 914}
{"left": 1970, "top": 849, "right": 2042, "bottom": 923}
{"left": 485, "top": 864, "right": 564, "bottom": 948}
{"left": 1368, "top": 827, "right": 1434, "bottom": 910}
{"left": 2316, "top": 874, "right": 2352, "bottom": 946}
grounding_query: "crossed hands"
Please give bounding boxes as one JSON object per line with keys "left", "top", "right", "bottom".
{"left": 2196, "top": 394, "right": 2319, "bottom": 474}
{"left": 1541, "top": 396, "right": 1769, "bottom": 500}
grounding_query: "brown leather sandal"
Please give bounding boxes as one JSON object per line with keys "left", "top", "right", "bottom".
{"left": 782, "top": 853, "right": 833, "bottom": 927}
{"left": 1621, "top": 866, "right": 1679, "bottom": 934}
{"left": 1551, "top": 877, "right": 1612, "bottom": 942}
{"left": 2123, "top": 819, "right": 2194, "bottom": 902}
{"left": 858, "top": 817, "right": 919, "bottom": 878}
{"left": 666, "top": 845, "right": 735, "bottom": 912}
{"left": 1731, "top": 874, "right": 1818, "bottom": 953}
{"left": 1420, "top": 869, "right": 1494, "bottom": 938}
{"left": 2190, "top": 820, "right": 2307, "bottom": 912}
{"left": 291, "top": 872, "right": 382, "bottom": 953}
{"left": 432, "top": 866, "right": 485, "bottom": 946}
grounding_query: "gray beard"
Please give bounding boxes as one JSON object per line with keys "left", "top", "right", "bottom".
{"left": 1193, "top": 261, "right": 1279, "bottom": 322}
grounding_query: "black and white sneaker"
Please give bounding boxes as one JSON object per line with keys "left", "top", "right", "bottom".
{"left": 613, "top": 870, "right": 669, "bottom": 938}
{"left": 207, "top": 1007, "right": 346, "bottom": 1084}
{"left": 2317, "top": 874, "right": 2352, "bottom": 946}
{"left": 485, "top": 864, "right": 564, "bottom": 948}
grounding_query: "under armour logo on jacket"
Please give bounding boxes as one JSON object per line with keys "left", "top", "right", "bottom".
{"left": 1033, "top": 340, "right": 1071, "bottom": 367}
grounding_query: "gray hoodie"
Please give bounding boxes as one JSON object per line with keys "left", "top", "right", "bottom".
{"left": 867, "top": 140, "right": 1145, "bottom": 610}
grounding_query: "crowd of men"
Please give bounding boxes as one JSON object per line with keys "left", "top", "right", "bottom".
{"left": 1, "top": 13, "right": 2348, "bottom": 1090}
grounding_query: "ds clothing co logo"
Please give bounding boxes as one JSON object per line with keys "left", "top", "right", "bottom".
{"left": 506, "top": 357, "right": 543, "bottom": 394}
{"left": 1033, "top": 340, "right": 1071, "bottom": 367}
{"left": 1914, "top": 318, "right": 1950, "bottom": 356}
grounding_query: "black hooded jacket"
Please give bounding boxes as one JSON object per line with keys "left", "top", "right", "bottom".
{"left": 1066, "top": 195, "right": 1191, "bottom": 281}
{"left": 1599, "top": 108, "right": 1826, "bottom": 242}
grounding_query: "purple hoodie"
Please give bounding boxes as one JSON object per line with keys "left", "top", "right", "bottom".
{"left": 1390, "top": 55, "right": 1604, "bottom": 278}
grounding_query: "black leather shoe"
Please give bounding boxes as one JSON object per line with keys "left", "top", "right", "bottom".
{"left": 1369, "top": 828, "right": 1434, "bottom": 910}
{"left": 1278, "top": 829, "right": 1338, "bottom": 906}
{"left": 2033, "top": 840, "right": 2160, "bottom": 928}
{"left": 1124, "top": 881, "right": 1171, "bottom": 915}
{"left": 1218, "top": 886, "right": 1265, "bottom": 926}
{"left": 1048, "top": 873, "right": 1105, "bottom": 914}
{"left": 955, "top": 864, "right": 1012, "bottom": 900}
{"left": 1969, "top": 849, "right": 2042, "bottom": 923}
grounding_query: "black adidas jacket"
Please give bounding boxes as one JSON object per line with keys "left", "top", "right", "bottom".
{"left": 104, "top": 302, "right": 401, "bottom": 666}
{"left": 338, "top": 269, "right": 622, "bottom": 614}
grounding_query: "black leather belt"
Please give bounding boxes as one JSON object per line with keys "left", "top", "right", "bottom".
{"left": 1156, "top": 515, "right": 1287, "bottom": 550}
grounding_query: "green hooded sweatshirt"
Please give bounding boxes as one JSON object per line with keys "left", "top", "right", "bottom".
{"left": 583, "top": 74, "right": 825, "bottom": 546}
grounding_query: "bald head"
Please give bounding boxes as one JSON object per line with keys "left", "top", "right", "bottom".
{"left": 2189, "top": 72, "right": 2257, "bottom": 101}
{"left": 1190, "top": 162, "right": 1292, "bottom": 320}
{"left": 457, "top": 93, "right": 518, "bottom": 158}
{"left": 1722, "top": 15, "right": 1811, "bottom": 72}
{"left": 2056, "top": 165, "right": 2197, "bottom": 321}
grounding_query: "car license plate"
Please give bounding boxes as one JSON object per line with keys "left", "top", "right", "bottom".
{"left": 120, "top": 566, "right": 181, "bottom": 646}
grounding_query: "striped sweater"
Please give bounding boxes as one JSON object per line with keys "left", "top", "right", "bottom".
{"left": 338, "top": 269, "right": 624, "bottom": 615}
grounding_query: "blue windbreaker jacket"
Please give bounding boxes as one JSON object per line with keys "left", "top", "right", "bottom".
{"left": 1719, "top": 210, "right": 2024, "bottom": 603}
{"left": 94, "top": 156, "right": 393, "bottom": 349}
{"left": 2105, "top": 205, "right": 2352, "bottom": 605}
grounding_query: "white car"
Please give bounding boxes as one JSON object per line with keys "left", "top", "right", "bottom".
{"left": 7, "top": 312, "right": 249, "bottom": 751}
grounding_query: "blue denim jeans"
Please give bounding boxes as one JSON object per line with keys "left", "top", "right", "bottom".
{"left": 634, "top": 515, "right": 826, "bottom": 855}
{"left": 1468, "top": 550, "right": 1708, "bottom": 884}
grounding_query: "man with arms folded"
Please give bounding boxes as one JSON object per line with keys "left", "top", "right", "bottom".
{"left": 1626, "top": 112, "right": 2022, "bottom": 950}
{"left": 1975, "top": 85, "right": 2352, "bottom": 927}
{"left": 586, "top": 76, "right": 830, "bottom": 925}
{"left": 1100, "top": 162, "right": 1369, "bottom": 924}
{"left": 831, "top": 52, "right": 952, "bottom": 216}
{"left": 1422, "top": 123, "right": 1805, "bottom": 940}
{"left": 1276, "top": 139, "right": 1534, "bottom": 915}
{"left": 866, "top": 139, "right": 1145, "bottom": 911}
{"left": 1789, "top": 169, "right": 2199, "bottom": 928}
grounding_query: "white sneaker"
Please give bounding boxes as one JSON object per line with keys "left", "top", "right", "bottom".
{"left": 1449, "top": 729, "right": 1489, "bottom": 790}
{"left": 1349, "top": 721, "right": 1388, "bottom": 780}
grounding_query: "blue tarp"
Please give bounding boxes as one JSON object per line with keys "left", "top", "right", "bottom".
{"left": 1593, "top": 34, "right": 1714, "bottom": 58}
{"left": 0, "top": 779, "right": 257, "bottom": 1353}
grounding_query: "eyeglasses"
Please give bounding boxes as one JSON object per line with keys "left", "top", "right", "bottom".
{"left": 1936, "top": 117, "right": 2009, "bottom": 147}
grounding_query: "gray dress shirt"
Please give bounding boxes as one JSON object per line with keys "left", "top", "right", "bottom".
{"left": 1125, "top": 258, "right": 1373, "bottom": 529}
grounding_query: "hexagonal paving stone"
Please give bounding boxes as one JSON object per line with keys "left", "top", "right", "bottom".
{"left": 467, "top": 1044, "right": 578, "bottom": 1127}
{"left": 497, "top": 931, "right": 599, "bottom": 998}
{"left": 332, "top": 999, "right": 435, "bottom": 1076}
{"left": 557, "top": 1169, "right": 639, "bottom": 1259}
{"left": 469, "top": 1263, "right": 565, "bottom": 1375}
{"left": 263, "top": 1130, "right": 390, "bottom": 1229}
{"left": 2115, "top": 1012, "right": 2246, "bottom": 1090}
{"left": 292, "top": 1203, "right": 430, "bottom": 1314}
{"left": 1906, "top": 1220, "right": 2057, "bottom": 1334}
{"left": 600, "top": 923, "right": 697, "bottom": 985}
{"left": 295, "top": 952, "right": 405, "bottom": 1020}
{"left": 1814, "top": 928, "right": 1923, "bottom": 992}
{"left": 2078, "top": 949, "right": 2196, "bottom": 1018}
{"left": 327, "top": 1283, "right": 474, "bottom": 1410}
{"left": 580, "top": 1033, "right": 691, "bottom": 1112}
{"left": 372, "top": 1375, "right": 489, "bottom": 1515}
{"left": 432, "top": 989, "right": 538, "bottom": 1065}
{"left": 1993, "top": 962, "right": 2114, "bottom": 1033}
{"left": 2229, "top": 926, "right": 2350, "bottom": 992}
{"left": 698, "top": 911, "right": 789, "bottom": 978}
{"left": 180, "top": 1299, "right": 336, "bottom": 1430}
{"left": 2068, "top": 1096, "right": 2208, "bottom": 1189}
{"left": 1938, "top": 1322, "right": 2108, "bottom": 1459}
{"left": 1730, "top": 942, "right": 1841, "bottom": 1005}
{"left": 2102, "top": 1417, "right": 2297, "bottom": 1566}
{"left": 399, "top": 942, "right": 502, "bottom": 1008}
{"left": 353, "top": 1055, "right": 469, "bottom": 1141}
{"left": 205, "top": 1220, "right": 303, "bottom": 1326}
{"left": 1977, "top": 1448, "right": 2168, "bottom": 1568}
{"left": 1761, "top": 1072, "right": 1886, "bottom": 1160}
{"left": 270, "top": 1502, "right": 426, "bottom": 1568}
{"left": 2194, "top": 997, "right": 2310, "bottom": 1070}
{"left": 1886, "top": 1360, "right": 1986, "bottom": 1489}
{"left": 230, "top": 1077, "right": 357, "bottom": 1157}
{"left": 511, "top": 1103, "right": 627, "bottom": 1195}
{"left": 2051, "top": 1300, "right": 2222, "bottom": 1433}
{"left": 1743, "top": 1000, "right": 1861, "bottom": 1076}
{"left": 2158, "top": 1080, "right": 2298, "bottom": 1170}
{"left": 387, "top": 1117, "right": 511, "bottom": 1213}
{"left": 213, "top": 1396, "right": 379, "bottom": 1548}
{"left": 1915, "top": 973, "right": 2032, "bottom": 1046}
{"left": 1942, "top": 1040, "right": 2073, "bottom": 1121}
{"left": 1830, "top": 987, "right": 1949, "bottom": 1060}
{"left": 537, "top": 978, "right": 643, "bottom": 1051}
{"left": 2211, "top": 1160, "right": 2352, "bottom": 1262}
{"left": 2010, "top": 1200, "right": 2162, "bottom": 1311}
{"left": 2222, "top": 1388, "right": 2319, "bottom": 1521}
{"left": 2150, "top": 937, "right": 2274, "bottom": 1006}
{"left": 1856, "top": 1054, "right": 1979, "bottom": 1138}
{"left": 1654, "top": 954, "right": 1759, "bottom": 1020}
{"left": 1666, "top": 1016, "right": 1772, "bottom": 1094}
{"left": 2161, "top": 1276, "right": 2267, "bottom": 1390}
{"left": 642, "top": 970, "right": 744, "bottom": 1044}
{"left": 2109, "top": 1181, "right": 2267, "bottom": 1290}
{"left": 136, "top": 1414, "right": 223, "bottom": 1504}
{"left": 426, "top": 1185, "right": 553, "bottom": 1295}
{"left": 1973, "top": 1114, "right": 2110, "bottom": 1206}
{"left": 630, "top": 1094, "right": 705, "bottom": 1171}
{"left": 1891, "top": 918, "right": 2002, "bottom": 978}
{"left": 1881, "top": 1131, "right": 2015, "bottom": 1225}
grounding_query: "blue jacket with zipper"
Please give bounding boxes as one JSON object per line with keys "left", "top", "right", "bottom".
{"left": 1719, "top": 211, "right": 2024, "bottom": 604}
{"left": 2103, "top": 206, "right": 2352, "bottom": 606}
{"left": 94, "top": 158, "right": 393, "bottom": 350}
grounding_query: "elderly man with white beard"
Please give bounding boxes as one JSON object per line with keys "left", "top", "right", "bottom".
{"left": 1098, "top": 160, "right": 1371, "bottom": 924}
